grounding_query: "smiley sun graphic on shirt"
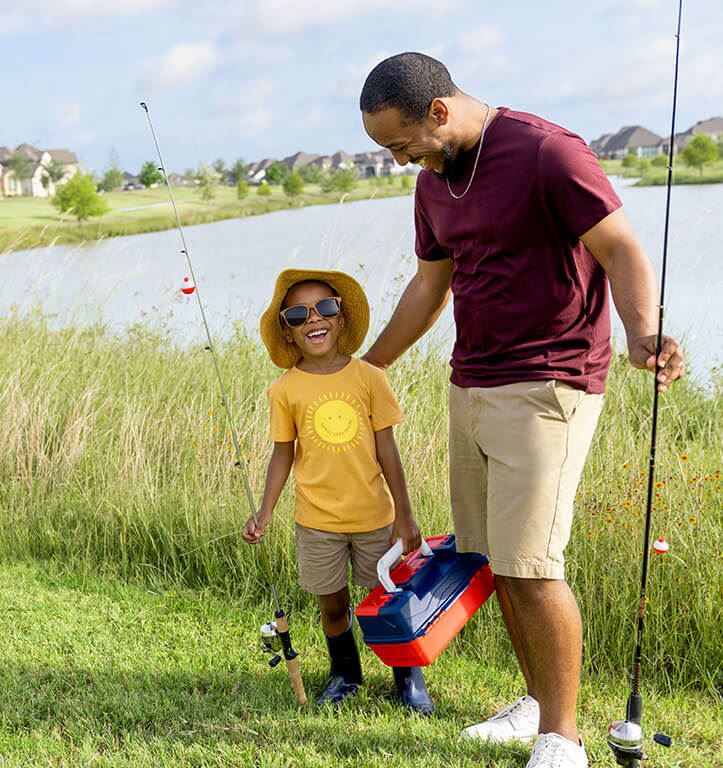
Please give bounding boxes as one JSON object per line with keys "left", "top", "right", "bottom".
{"left": 305, "top": 392, "right": 364, "bottom": 451}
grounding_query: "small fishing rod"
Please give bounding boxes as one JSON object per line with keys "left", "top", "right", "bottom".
{"left": 606, "top": 1, "right": 682, "bottom": 764}
{"left": 140, "top": 101, "right": 307, "bottom": 707}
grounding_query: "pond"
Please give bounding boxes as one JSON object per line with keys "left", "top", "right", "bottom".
{"left": 2, "top": 179, "right": 721, "bottom": 382}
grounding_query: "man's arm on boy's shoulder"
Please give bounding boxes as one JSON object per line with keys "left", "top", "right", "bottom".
{"left": 374, "top": 427, "right": 421, "bottom": 554}
{"left": 242, "top": 441, "right": 294, "bottom": 544}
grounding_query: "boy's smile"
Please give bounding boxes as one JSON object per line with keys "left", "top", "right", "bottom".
{"left": 282, "top": 280, "right": 346, "bottom": 368}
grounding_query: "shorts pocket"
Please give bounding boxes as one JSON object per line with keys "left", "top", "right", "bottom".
{"left": 549, "top": 381, "right": 583, "bottom": 422}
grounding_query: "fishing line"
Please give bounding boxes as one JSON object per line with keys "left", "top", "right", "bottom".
{"left": 140, "top": 102, "right": 307, "bottom": 706}
{"left": 607, "top": 1, "right": 682, "bottom": 764}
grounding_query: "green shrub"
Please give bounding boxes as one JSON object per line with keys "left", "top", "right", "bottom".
{"left": 283, "top": 172, "right": 304, "bottom": 198}
{"left": 257, "top": 180, "right": 272, "bottom": 196}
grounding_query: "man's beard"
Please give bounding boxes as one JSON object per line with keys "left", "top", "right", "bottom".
{"left": 441, "top": 141, "right": 463, "bottom": 178}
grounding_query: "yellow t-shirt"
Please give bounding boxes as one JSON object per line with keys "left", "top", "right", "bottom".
{"left": 267, "top": 357, "right": 404, "bottom": 533}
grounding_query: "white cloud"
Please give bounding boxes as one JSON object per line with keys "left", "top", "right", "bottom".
{"left": 331, "top": 50, "right": 393, "bottom": 102}
{"left": 0, "top": 0, "right": 176, "bottom": 30}
{"left": 440, "top": 25, "right": 510, "bottom": 86}
{"left": 56, "top": 103, "right": 81, "bottom": 129}
{"left": 232, "top": 107, "right": 273, "bottom": 138}
{"left": 234, "top": 0, "right": 462, "bottom": 37}
{"left": 212, "top": 77, "right": 275, "bottom": 115}
{"left": 139, "top": 42, "right": 219, "bottom": 89}
{"left": 457, "top": 25, "right": 503, "bottom": 55}
{"left": 210, "top": 78, "right": 274, "bottom": 138}
{"left": 75, "top": 131, "right": 96, "bottom": 145}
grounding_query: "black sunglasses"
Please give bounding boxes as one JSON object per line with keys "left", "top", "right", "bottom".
{"left": 280, "top": 296, "right": 342, "bottom": 327}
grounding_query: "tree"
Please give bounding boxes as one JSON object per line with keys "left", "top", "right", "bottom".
{"left": 682, "top": 134, "right": 719, "bottom": 176}
{"left": 237, "top": 179, "right": 249, "bottom": 199}
{"left": 43, "top": 158, "right": 66, "bottom": 185}
{"left": 139, "top": 160, "right": 162, "bottom": 188}
{"left": 650, "top": 154, "right": 668, "bottom": 168}
{"left": 212, "top": 158, "right": 227, "bottom": 181}
{"left": 265, "top": 161, "right": 289, "bottom": 185}
{"left": 299, "top": 163, "right": 323, "bottom": 184}
{"left": 229, "top": 158, "right": 248, "bottom": 185}
{"left": 257, "top": 180, "right": 272, "bottom": 196}
{"left": 195, "top": 163, "right": 219, "bottom": 202}
{"left": 329, "top": 168, "right": 358, "bottom": 193}
{"left": 283, "top": 172, "right": 304, "bottom": 199}
{"left": 98, "top": 166, "right": 124, "bottom": 192}
{"left": 52, "top": 173, "right": 108, "bottom": 223}
{"left": 97, "top": 150, "right": 123, "bottom": 192}
{"left": 6, "top": 152, "right": 30, "bottom": 180}
{"left": 621, "top": 153, "right": 638, "bottom": 168}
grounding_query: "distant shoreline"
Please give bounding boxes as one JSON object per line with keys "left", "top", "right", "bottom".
{"left": 2, "top": 164, "right": 721, "bottom": 254}
{"left": 0, "top": 181, "right": 414, "bottom": 253}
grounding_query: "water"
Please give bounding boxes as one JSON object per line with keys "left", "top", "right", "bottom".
{"left": 1, "top": 180, "right": 721, "bottom": 382}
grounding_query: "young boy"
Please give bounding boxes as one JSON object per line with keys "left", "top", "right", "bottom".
{"left": 243, "top": 268, "right": 434, "bottom": 713}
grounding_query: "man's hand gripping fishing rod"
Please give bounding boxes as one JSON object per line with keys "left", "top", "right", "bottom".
{"left": 139, "top": 101, "right": 307, "bottom": 707}
{"left": 607, "top": 1, "right": 683, "bottom": 763}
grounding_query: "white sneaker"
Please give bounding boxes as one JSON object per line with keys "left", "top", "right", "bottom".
{"left": 461, "top": 695, "right": 540, "bottom": 743}
{"left": 526, "top": 733, "right": 588, "bottom": 768}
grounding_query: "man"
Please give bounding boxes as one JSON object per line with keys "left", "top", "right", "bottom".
{"left": 359, "top": 53, "right": 683, "bottom": 768}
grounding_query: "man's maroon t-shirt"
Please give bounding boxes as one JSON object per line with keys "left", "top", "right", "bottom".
{"left": 415, "top": 107, "right": 622, "bottom": 394}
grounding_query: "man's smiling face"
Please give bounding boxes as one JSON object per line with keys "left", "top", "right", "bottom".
{"left": 362, "top": 102, "right": 460, "bottom": 176}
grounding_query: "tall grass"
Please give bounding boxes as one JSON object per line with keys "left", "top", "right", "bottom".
{"left": 0, "top": 313, "right": 720, "bottom": 693}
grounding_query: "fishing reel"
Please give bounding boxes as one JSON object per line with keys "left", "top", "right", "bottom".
{"left": 607, "top": 720, "right": 671, "bottom": 767}
{"left": 260, "top": 620, "right": 283, "bottom": 667}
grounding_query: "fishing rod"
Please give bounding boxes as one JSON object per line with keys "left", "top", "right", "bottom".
{"left": 140, "top": 101, "right": 307, "bottom": 707}
{"left": 606, "top": 1, "right": 682, "bottom": 764}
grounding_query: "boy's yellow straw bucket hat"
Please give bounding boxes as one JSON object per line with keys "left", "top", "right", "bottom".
{"left": 260, "top": 269, "right": 370, "bottom": 369}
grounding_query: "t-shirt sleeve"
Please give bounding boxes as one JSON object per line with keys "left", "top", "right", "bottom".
{"left": 267, "top": 380, "right": 297, "bottom": 442}
{"left": 414, "top": 187, "right": 449, "bottom": 261}
{"left": 365, "top": 364, "right": 405, "bottom": 432}
{"left": 538, "top": 133, "right": 622, "bottom": 240}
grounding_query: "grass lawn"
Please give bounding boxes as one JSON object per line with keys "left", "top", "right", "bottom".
{"left": 0, "top": 560, "right": 720, "bottom": 768}
{"left": 599, "top": 157, "right": 723, "bottom": 185}
{"left": 0, "top": 179, "right": 414, "bottom": 252}
{"left": 0, "top": 319, "right": 720, "bottom": 766}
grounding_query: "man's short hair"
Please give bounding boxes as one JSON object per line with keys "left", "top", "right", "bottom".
{"left": 359, "top": 52, "right": 457, "bottom": 123}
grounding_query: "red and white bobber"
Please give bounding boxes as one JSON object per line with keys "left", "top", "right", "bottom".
{"left": 652, "top": 537, "right": 669, "bottom": 554}
{"left": 181, "top": 276, "right": 196, "bottom": 295}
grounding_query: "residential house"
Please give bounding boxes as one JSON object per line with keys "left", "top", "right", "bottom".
{"left": 0, "top": 143, "right": 78, "bottom": 198}
{"left": 664, "top": 116, "right": 723, "bottom": 154}
{"left": 122, "top": 171, "right": 143, "bottom": 190}
{"left": 311, "top": 150, "right": 355, "bottom": 172}
{"left": 247, "top": 158, "right": 276, "bottom": 184}
{"left": 590, "top": 126, "right": 663, "bottom": 159}
{"left": 281, "top": 151, "right": 319, "bottom": 173}
{"left": 167, "top": 172, "right": 195, "bottom": 187}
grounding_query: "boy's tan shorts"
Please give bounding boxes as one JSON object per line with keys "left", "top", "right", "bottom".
{"left": 294, "top": 523, "right": 394, "bottom": 595}
{"left": 450, "top": 380, "right": 603, "bottom": 580}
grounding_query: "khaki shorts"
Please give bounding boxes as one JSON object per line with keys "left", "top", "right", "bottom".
{"left": 294, "top": 523, "right": 394, "bottom": 595}
{"left": 449, "top": 381, "right": 603, "bottom": 580}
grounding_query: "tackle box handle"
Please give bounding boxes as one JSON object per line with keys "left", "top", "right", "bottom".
{"left": 377, "top": 538, "right": 434, "bottom": 594}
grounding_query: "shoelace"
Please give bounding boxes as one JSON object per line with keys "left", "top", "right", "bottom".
{"left": 531, "top": 737, "right": 570, "bottom": 768}
{"left": 493, "top": 697, "right": 536, "bottom": 725}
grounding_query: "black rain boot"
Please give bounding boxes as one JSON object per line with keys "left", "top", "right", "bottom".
{"left": 315, "top": 624, "right": 363, "bottom": 706}
{"left": 393, "top": 666, "right": 435, "bottom": 715}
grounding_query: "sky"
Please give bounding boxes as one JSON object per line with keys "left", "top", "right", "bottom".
{"left": 2, "top": 0, "right": 721, "bottom": 175}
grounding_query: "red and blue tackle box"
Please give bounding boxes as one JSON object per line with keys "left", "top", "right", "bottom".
{"left": 355, "top": 535, "right": 494, "bottom": 666}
